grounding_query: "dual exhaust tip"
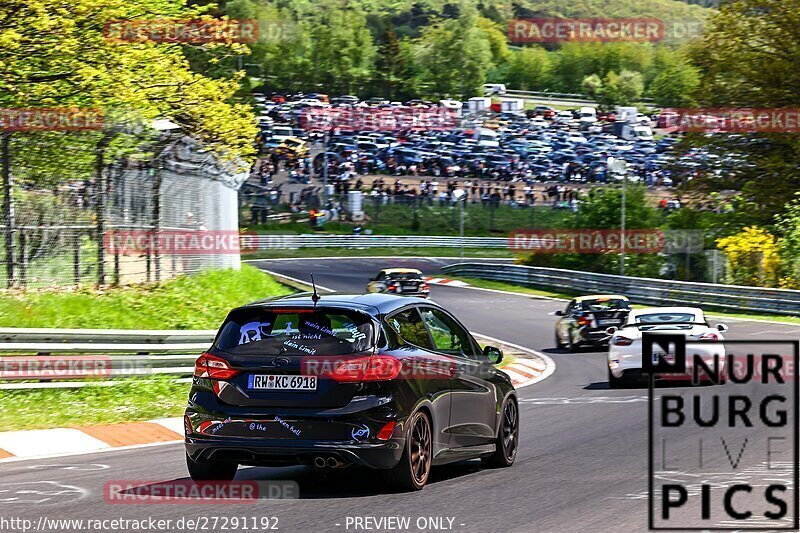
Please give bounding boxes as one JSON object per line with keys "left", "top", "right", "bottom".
{"left": 313, "top": 455, "right": 345, "bottom": 469}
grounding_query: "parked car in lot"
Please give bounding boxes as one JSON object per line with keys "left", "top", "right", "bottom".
{"left": 554, "top": 295, "right": 631, "bottom": 351}
{"left": 607, "top": 306, "right": 728, "bottom": 387}
{"left": 185, "top": 293, "right": 518, "bottom": 490}
{"left": 367, "top": 268, "right": 430, "bottom": 298}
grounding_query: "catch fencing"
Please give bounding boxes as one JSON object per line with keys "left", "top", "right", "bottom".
{"left": 441, "top": 262, "right": 800, "bottom": 316}
{"left": 0, "top": 129, "right": 245, "bottom": 289}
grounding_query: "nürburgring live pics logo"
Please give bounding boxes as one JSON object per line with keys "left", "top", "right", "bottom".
{"left": 645, "top": 334, "right": 799, "bottom": 530}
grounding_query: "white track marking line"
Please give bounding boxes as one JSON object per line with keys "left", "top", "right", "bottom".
{"left": 0, "top": 429, "right": 110, "bottom": 458}
{"left": 259, "top": 270, "right": 335, "bottom": 292}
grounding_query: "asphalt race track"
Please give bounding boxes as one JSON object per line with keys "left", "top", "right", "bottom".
{"left": 2, "top": 257, "right": 798, "bottom": 532}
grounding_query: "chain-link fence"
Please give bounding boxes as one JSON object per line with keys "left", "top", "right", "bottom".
{"left": 1, "top": 129, "right": 246, "bottom": 289}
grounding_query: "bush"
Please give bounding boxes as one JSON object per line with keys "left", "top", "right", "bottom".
{"left": 716, "top": 226, "right": 781, "bottom": 287}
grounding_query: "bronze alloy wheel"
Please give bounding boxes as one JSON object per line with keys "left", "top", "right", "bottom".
{"left": 410, "top": 412, "right": 432, "bottom": 486}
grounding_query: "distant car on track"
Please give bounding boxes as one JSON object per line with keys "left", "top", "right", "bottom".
{"left": 606, "top": 306, "right": 728, "bottom": 387}
{"left": 367, "top": 268, "right": 430, "bottom": 298}
{"left": 554, "top": 295, "right": 630, "bottom": 351}
{"left": 184, "top": 293, "right": 518, "bottom": 490}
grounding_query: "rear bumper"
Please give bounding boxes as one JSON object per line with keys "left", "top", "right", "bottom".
{"left": 185, "top": 437, "right": 403, "bottom": 469}
{"left": 609, "top": 346, "right": 726, "bottom": 382}
{"left": 184, "top": 392, "right": 405, "bottom": 469}
{"left": 579, "top": 329, "right": 612, "bottom": 345}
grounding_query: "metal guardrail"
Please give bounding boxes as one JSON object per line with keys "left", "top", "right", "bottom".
{"left": 242, "top": 234, "right": 511, "bottom": 250}
{"left": 0, "top": 328, "right": 523, "bottom": 389}
{"left": 441, "top": 263, "right": 800, "bottom": 316}
{"left": 0, "top": 330, "right": 216, "bottom": 388}
{"left": 504, "top": 89, "right": 655, "bottom": 106}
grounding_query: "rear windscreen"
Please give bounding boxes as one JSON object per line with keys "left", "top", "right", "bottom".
{"left": 635, "top": 313, "right": 696, "bottom": 324}
{"left": 387, "top": 273, "right": 423, "bottom": 281}
{"left": 215, "top": 308, "right": 374, "bottom": 356}
{"left": 581, "top": 299, "right": 629, "bottom": 311}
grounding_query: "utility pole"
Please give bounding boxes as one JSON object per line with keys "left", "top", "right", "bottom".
{"left": 95, "top": 132, "right": 112, "bottom": 286}
{"left": 322, "top": 130, "right": 329, "bottom": 205}
{"left": 453, "top": 188, "right": 466, "bottom": 262}
{"left": 152, "top": 156, "right": 163, "bottom": 282}
{"left": 621, "top": 169, "right": 626, "bottom": 276}
{"left": 608, "top": 157, "right": 627, "bottom": 276}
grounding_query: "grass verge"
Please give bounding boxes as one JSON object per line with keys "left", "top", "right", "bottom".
{"left": 0, "top": 264, "right": 293, "bottom": 329}
{"left": 0, "top": 376, "right": 190, "bottom": 430}
{"left": 0, "top": 266, "right": 295, "bottom": 431}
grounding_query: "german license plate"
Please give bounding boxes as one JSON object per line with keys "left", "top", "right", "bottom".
{"left": 248, "top": 374, "right": 317, "bottom": 391}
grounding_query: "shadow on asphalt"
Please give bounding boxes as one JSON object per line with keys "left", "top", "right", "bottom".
{"left": 540, "top": 346, "right": 608, "bottom": 355}
{"left": 584, "top": 380, "right": 718, "bottom": 391}
{"left": 238, "top": 460, "right": 487, "bottom": 498}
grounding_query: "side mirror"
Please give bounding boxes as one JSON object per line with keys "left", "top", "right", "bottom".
{"left": 605, "top": 326, "right": 618, "bottom": 336}
{"left": 483, "top": 345, "right": 504, "bottom": 365}
{"left": 554, "top": 310, "right": 565, "bottom": 316}
{"left": 716, "top": 324, "right": 729, "bottom": 332}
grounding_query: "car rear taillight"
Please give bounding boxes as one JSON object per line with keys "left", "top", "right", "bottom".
{"left": 329, "top": 354, "right": 402, "bottom": 383}
{"left": 421, "top": 283, "right": 430, "bottom": 292}
{"left": 613, "top": 336, "right": 633, "bottom": 346}
{"left": 577, "top": 315, "right": 591, "bottom": 327}
{"left": 700, "top": 332, "right": 719, "bottom": 341}
{"left": 194, "top": 353, "right": 240, "bottom": 380}
{"left": 377, "top": 420, "right": 396, "bottom": 441}
{"left": 387, "top": 283, "right": 398, "bottom": 292}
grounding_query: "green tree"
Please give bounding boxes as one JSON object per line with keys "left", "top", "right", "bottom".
{"left": 679, "top": 0, "right": 800, "bottom": 222}
{"left": 0, "top": 0, "right": 257, "bottom": 164}
{"left": 600, "top": 70, "right": 644, "bottom": 106}
{"left": 775, "top": 195, "right": 800, "bottom": 287}
{"left": 308, "top": 5, "right": 376, "bottom": 94}
{"left": 375, "top": 25, "right": 404, "bottom": 99}
{"left": 415, "top": 5, "right": 493, "bottom": 99}
{"left": 506, "top": 47, "right": 551, "bottom": 91}
{"left": 581, "top": 74, "right": 603, "bottom": 101}
{"left": 649, "top": 62, "right": 701, "bottom": 107}
{"left": 523, "top": 186, "right": 665, "bottom": 277}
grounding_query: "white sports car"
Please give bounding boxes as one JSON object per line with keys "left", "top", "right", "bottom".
{"left": 607, "top": 306, "right": 728, "bottom": 387}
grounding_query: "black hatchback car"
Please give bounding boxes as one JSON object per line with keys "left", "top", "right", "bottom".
{"left": 184, "top": 293, "right": 518, "bottom": 490}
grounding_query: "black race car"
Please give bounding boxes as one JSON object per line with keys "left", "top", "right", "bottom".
{"left": 554, "top": 294, "right": 630, "bottom": 351}
{"left": 366, "top": 268, "right": 430, "bottom": 298}
{"left": 185, "top": 293, "right": 518, "bottom": 491}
